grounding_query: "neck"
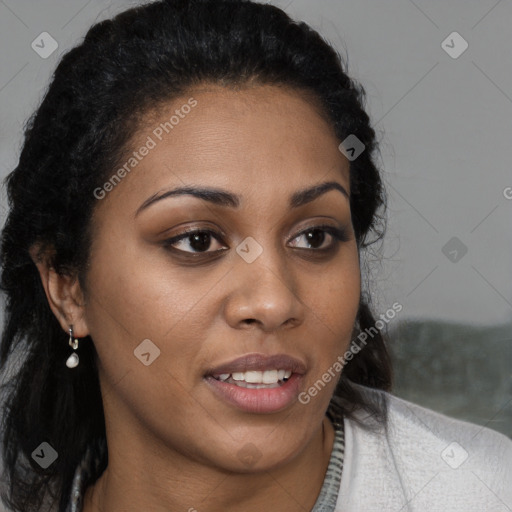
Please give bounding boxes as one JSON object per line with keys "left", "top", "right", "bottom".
{"left": 83, "top": 415, "right": 335, "bottom": 512}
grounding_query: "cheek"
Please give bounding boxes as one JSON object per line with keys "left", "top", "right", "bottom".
{"left": 304, "top": 250, "right": 360, "bottom": 331}
{"left": 300, "top": 252, "right": 361, "bottom": 380}
{"left": 85, "top": 233, "right": 217, "bottom": 334}
{"left": 83, "top": 233, "right": 227, "bottom": 387}
{"left": 83, "top": 243, "right": 216, "bottom": 435}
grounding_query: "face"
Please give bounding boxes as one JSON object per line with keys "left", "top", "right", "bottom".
{"left": 83, "top": 84, "right": 361, "bottom": 471}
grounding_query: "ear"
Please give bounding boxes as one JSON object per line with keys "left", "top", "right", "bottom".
{"left": 29, "top": 244, "right": 89, "bottom": 338}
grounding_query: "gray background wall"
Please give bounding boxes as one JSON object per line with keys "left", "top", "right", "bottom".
{"left": 0, "top": 1, "right": 511, "bottom": 510}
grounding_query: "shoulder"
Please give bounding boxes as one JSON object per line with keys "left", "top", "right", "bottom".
{"left": 335, "top": 385, "right": 512, "bottom": 511}
{"left": 377, "top": 387, "right": 511, "bottom": 462}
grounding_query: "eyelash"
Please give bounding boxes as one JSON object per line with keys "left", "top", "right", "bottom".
{"left": 162, "top": 224, "right": 350, "bottom": 257}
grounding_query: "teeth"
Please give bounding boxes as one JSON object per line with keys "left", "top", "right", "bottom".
{"left": 215, "top": 369, "right": 292, "bottom": 384}
{"left": 262, "top": 370, "right": 278, "bottom": 384}
{"left": 245, "top": 371, "right": 263, "bottom": 383}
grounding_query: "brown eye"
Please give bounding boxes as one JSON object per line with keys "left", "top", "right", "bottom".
{"left": 304, "top": 229, "right": 326, "bottom": 249}
{"left": 289, "top": 225, "right": 349, "bottom": 250}
{"left": 164, "top": 229, "right": 227, "bottom": 254}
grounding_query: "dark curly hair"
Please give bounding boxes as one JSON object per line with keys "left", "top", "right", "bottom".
{"left": 0, "top": 0, "right": 391, "bottom": 510}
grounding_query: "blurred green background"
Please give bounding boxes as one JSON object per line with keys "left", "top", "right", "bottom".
{"left": 388, "top": 319, "right": 512, "bottom": 438}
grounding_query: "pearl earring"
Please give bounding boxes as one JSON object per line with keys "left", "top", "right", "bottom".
{"left": 66, "top": 326, "right": 80, "bottom": 369}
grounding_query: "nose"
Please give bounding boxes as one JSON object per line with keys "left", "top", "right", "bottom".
{"left": 223, "top": 247, "right": 305, "bottom": 333}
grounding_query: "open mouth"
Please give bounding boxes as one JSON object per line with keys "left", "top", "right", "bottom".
{"left": 212, "top": 369, "right": 292, "bottom": 389}
{"left": 204, "top": 353, "right": 306, "bottom": 413}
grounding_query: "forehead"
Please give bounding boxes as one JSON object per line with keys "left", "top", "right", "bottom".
{"left": 96, "top": 84, "right": 350, "bottom": 213}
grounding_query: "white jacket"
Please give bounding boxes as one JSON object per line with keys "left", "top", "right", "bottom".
{"left": 336, "top": 389, "right": 512, "bottom": 511}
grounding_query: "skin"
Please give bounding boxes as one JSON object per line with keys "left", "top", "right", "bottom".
{"left": 33, "top": 84, "right": 361, "bottom": 511}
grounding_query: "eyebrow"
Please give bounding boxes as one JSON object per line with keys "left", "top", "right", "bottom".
{"left": 135, "top": 180, "right": 349, "bottom": 217}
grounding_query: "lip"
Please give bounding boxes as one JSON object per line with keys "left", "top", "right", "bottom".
{"left": 206, "top": 353, "right": 307, "bottom": 377}
{"left": 204, "top": 353, "right": 306, "bottom": 414}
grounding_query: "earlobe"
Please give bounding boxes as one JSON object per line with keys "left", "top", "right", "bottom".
{"left": 29, "top": 244, "right": 89, "bottom": 338}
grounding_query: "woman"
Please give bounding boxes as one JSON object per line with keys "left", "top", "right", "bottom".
{"left": 0, "top": 1, "right": 510, "bottom": 511}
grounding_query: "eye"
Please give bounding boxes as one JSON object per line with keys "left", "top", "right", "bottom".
{"left": 288, "top": 225, "right": 349, "bottom": 250}
{"left": 163, "top": 229, "right": 227, "bottom": 254}
{"left": 163, "top": 224, "right": 349, "bottom": 256}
